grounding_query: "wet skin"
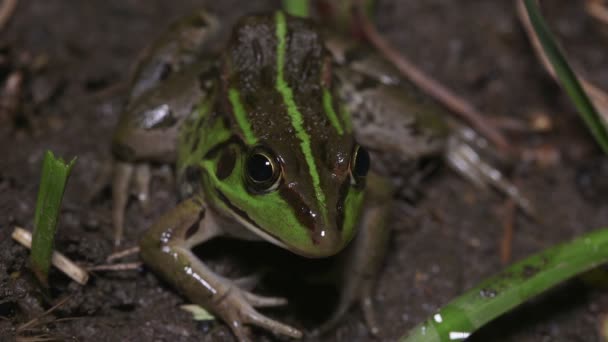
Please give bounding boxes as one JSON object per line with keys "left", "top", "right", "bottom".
{"left": 111, "top": 10, "right": 508, "bottom": 341}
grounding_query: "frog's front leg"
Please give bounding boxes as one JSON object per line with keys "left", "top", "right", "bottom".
{"left": 316, "top": 172, "right": 392, "bottom": 336}
{"left": 111, "top": 162, "right": 152, "bottom": 244}
{"left": 111, "top": 57, "right": 217, "bottom": 245}
{"left": 139, "top": 198, "right": 303, "bottom": 341}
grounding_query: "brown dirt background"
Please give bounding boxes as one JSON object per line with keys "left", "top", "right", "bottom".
{"left": 1, "top": 1, "right": 608, "bottom": 341}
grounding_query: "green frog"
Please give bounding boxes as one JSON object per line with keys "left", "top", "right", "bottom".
{"left": 111, "top": 10, "right": 527, "bottom": 341}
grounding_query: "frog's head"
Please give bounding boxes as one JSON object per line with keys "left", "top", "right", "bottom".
{"left": 200, "top": 12, "right": 370, "bottom": 258}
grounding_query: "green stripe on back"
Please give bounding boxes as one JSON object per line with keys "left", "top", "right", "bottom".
{"left": 275, "top": 11, "right": 327, "bottom": 218}
{"left": 228, "top": 88, "right": 257, "bottom": 145}
{"left": 322, "top": 89, "right": 344, "bottom": 135}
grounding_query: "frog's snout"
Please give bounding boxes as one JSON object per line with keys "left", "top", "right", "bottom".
{"left": 301, "top": 213, "right": 349, "bottom": 258}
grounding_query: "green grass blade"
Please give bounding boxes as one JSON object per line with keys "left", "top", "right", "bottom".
{"left": 524, "top": 0, "right": 608, "bottom": 154}
{"left": 282, "top": 0, "right": 309, "bottom": 18}
{"left": 400, "top": 227, "right": 608, "bottom": 341}
{"left": 30, "top": 151, "right": 76, "bottom": 286}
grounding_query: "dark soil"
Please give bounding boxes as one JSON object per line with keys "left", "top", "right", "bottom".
{"left": 2, "top": 1, "right": 608, "bottom": 341}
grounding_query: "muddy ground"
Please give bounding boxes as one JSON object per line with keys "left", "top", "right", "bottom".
{"left": 1, "top": 0, "right": 608, "bottom": 341}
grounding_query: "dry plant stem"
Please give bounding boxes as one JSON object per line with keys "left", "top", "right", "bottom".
{"left": 586, "top": 0, "right": 608, "bottom": 25}
{"left": 500, "top": 199, "right": 516, "bottom": 265}
{"left": 0, "top": 0, "right": 17, "bottom": 32}
{"left": 16, "top": 336, "right": 56, "bottom": 342}
{"left": 12, "top": 227, "right": 89, "bottom": 285}
{"left": 486, "top": 116, "right": 531, "bottom": 133}
{"left": 87, "top": 262, "right": 142, "bottom": 272}
{"left": 17, "top": 296, "right": 71, "bottom": 332}
{"left": 354, "top": 1, "right": 512, "bottom": 157}
{"left": 516, "top": 0, "right": 608, "bottom": 124}
{"left": 106, "top": 246, "right": 140, "bottom": 262}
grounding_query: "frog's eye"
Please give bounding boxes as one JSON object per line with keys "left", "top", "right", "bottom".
{"left": 350, "top": 145, "right": 370, "bottom": 185}
{"left": 245, "top": 148, "right": 281, "bottom": 193}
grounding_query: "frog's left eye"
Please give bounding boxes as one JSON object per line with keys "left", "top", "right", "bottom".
{"left": 245, "top": 148, "right": 281, "bottom": 193}
{"left": 350, "top": 145, "right": 370, "bottom": 186}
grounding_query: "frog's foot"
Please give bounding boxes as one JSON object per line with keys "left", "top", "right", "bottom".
{"left": 360, "top": 284, "right": 380, "bottom": 336}
{"left": 112, "top": 161, "right": 153, "bottom": 246}
{"left": 310, "top": 273, "right": 380, "bottom": 338}
{"left": 139, "top": 199, "right": 301, "bottom": 341}
{"left": 446, "top": 127, "right": 535, "bottom": 217}
{"left": 216, "top": 283, "right": 302, "bottom": 341}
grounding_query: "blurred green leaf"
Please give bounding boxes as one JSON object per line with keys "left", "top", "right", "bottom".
{"left": 282, "top": 0, "right": 309, "bottom": 17}
{"left": 400, "top": 227, "right": 608, "bottom": 341}
{"left": 30, "top": 151, "right": 76, "bottom": 286}
{"left": 524, "top": 0, "right": 608, "bottom": 154}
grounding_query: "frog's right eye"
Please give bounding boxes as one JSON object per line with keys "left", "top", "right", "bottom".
{"left": 245, "top": 148, "right": 281, "bottom": 193}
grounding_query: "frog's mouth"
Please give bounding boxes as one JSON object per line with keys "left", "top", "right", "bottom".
{"left": 215, "top": 188, "right": 289, "bottom": 248}
{"left": 215, "top": 188, "right": 342, "bottom": 258}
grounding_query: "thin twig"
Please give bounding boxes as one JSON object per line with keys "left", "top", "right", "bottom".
{"left": 86, "top": 262, "right": 142, "bottom": 272}
{"left": 486, "top": 115, "right": 533, "bottom": 133}
{"left": 0, "top": 0, "right": 17, "bottom": 32}
{"left": 12, "top": 227, "right": 89, "bottom": 285}
{"left": 17, "top": 296, "right": 71, "bottom": 332}
{"left": 353, "top": 0, "right": 513, "bottom": 156}
{"left": 16, "top": 335, "right": 57, "bottom": 342}
{"left": 16, "top": 297, "right": 74, "bottom": 342}
{"left": 106, "top": 246, "right": 140, "bottom": 262}
{"left": 585, "top": 0, "right": 608, "bottom": 25}
{"left": 516, "top": 0, "right": 608, "bottom": 125}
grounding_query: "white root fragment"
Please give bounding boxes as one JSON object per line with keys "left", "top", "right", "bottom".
{"left": 11, "top": 227, "right": 89, "bottom": 285}
{"left": 106, "top": 246, "right": 140, "bottom": 262}
{"left": 86, "top": 262, "right": 141, "bottom": 272}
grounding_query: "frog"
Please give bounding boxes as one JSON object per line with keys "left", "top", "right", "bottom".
{"left": 111, "top": 9, "right": 529, "bottom": 341}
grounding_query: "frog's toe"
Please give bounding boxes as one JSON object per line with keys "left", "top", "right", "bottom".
{"left": 112, "top": 161, "right": 134, "bottom": 246}
{"left": 232, "top": 269, "right": 270, "bottom": 291}
{"left": 241, "top": 307, "right": 302, "bottom": 339}
{"left": 361, "top": 293, "right": 380, "bottom": 336}
{"left": 311, "top": 295, "right": 381, "bottom": 338}
{"left": 133, "top": 163, "right": 152, "bottom": 213}
{"left": 227, "top": 323, "right": 253, "bottom": 342}
{"left": 219, "top": 287, "right": 302, "bottom": 340}
{"left": 244, "top": 292, "right": 288, "bottom": 308}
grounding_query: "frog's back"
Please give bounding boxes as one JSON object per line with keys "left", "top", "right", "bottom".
{"left": 223, "top": 12, "right": 348, "bottom": 143}
{"left": 179, "top": 11, "right": 355, "bottom": 184}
